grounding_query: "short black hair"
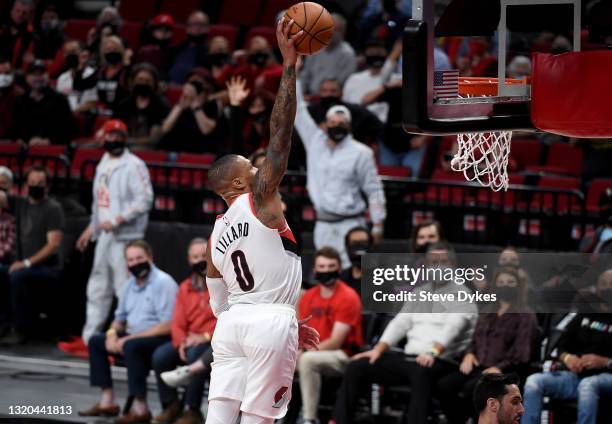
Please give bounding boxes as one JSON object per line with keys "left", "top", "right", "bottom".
{"left": 344, "top": 226, "right": 372, "bottom": 248}
{"left": 410, "top": 220, "right": 445, "bottom": 252}
{"left": 25, "top": 164, "right": 49, "bottom": 185}
{"left": 208, "top": 154, "right": 242, "bottom": 193}
{"left": 126, "top": 239, "right": 153, "bottom": 258}
{"left": 473, "top": 373, "right": 521, "bottom": 414}
{"left": 314, "top": 246, "right": 342, "bottom": 267}
{"left": 130, "top": 62, "right": 159, "bottom": 91}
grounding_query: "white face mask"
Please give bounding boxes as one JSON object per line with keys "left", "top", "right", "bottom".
{"left": 0, "top": 74, "right": 13, "bottom": 88}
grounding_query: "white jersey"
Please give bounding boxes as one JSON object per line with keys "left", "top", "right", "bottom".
{"left": 210, "top": 192, "right": 302, "bottom": 308}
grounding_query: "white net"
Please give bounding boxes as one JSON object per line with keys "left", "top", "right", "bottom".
{"left": 451, "top": 131, "right": 513, "bottom": 191}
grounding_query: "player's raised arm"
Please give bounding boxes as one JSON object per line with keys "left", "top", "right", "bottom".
{"left": 252, "top": 19, "right": 302, "bottom": 205}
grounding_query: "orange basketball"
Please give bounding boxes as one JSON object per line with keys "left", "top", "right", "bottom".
{"left": 283, "top": 2, "right": 334, "bottom": 55}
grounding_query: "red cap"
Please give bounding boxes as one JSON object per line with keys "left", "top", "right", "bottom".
{"left": 152, "top": 13, "right": 175, "bottom": 28}
{"left": 102, "top": 119, "right": 128, "bottom": 135}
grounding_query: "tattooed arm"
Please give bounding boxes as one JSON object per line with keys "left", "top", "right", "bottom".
{"left": 252, "top": 19, "right": 301, "bottom": 215}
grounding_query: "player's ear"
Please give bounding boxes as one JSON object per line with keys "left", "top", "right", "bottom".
{"left": 487, "top": 397, "right": 499, "bottom": 413}
{"left": 232, "top": 177, "right": 246, "bottom": 190}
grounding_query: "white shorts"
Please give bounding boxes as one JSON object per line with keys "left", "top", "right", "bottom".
{"left": 208, "top": 304, "right": 299, "bottom": 419}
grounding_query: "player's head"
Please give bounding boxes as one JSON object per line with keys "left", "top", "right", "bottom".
{"left": 474, "top": 373, "right": 524, "bottom": 424}
{"left": 313, "top": 246, "right": 341, "bottom": 287}
{"left": 208, "top": 154, "right": 257, "bottom": 202}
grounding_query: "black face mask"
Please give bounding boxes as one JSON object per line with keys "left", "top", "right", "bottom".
{"left": 366, "top": 55, "right": 386, "bottom": 68}
{"left": 496, "top": 286, "right": 519, "bottom": 303}
{"left": 348, "top": 241, "right": 369, "bottom": 267}
{"left": 192, "top": 260, "right": 207, "bottom": 278}
{"left": 327, "top": 126, "right": 349, "bottom": 142}
{"left": 314, "top": 270, "right": 340, "bottom": 287}
{"left": 104, "top": 52, "right": 123, "bottom": 65}
{"left": 152, "top": 37, "right": 171, "bottom": 47}
{"left": 65, "top": 53, "right": 79, "bottom": 69}
{"left": 248, "top": 52, "right": 269, "bottom": 67}
{"left": 28, "top": 185, "right": 45, "bottom": 200}
{"left": 133, "top": 83, "right": 153, "bottom": 97}
{"left": 414, "top": 242, "right": 432, "bottom": 254}
{"left": 103, "top": 141, "right": 125, "bottom": 156}
{"left": 129, "top": 261, "right": 151, "bottom": 279}
{"left": 207, "top": 53, "right": 229, "bottom": 67}
{"left": 187, "top": 33, "right": 207, "bottom": 44}
{"left": 319, "top": 96, "right": 340, "bottom": 108}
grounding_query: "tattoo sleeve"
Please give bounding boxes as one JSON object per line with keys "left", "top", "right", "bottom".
{"left": 253, "top": 65, "right": 296, "bottom": 204}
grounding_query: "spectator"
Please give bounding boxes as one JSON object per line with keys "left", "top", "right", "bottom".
{"left": 332, "top": 244, "right": 476, "bottom": 424}
{"left": 204, "top": 36, "right": 230, "bottom": 80}
{"left": 74, "top": 35, "right": 131, "bottom": 114}
{"left": 300, "top": 13, "right": 356, "bottom": 95}
{"left": 507, "top": 55, "right": 531, "bottom": 79}
{"left": 0, "top": 0, "right": 35, "bottom": 69}
{"left": 169, "top": 11, "right": 210, "bottom": 84}
{"left": 342, "top": 38, "right": 402, "bottom": 123}
{"left": 356, "top": 0, "right": 409, "bottom": 50}
{"left": 12, "top": 59, "right": 75, "bottom": 145}
{"left": 437, "top": 266, "right": 538, "bottom": 424}
{"left": 58, "top": 119, "right": 153, "bottom": 356}
{"left": 0, "top": 57, "right": 22, "bottom": 138}
{"left": 579, "top": 187, "right": 612, "bottom": 255}
{"left": 295, "top": 77, "right": 386, "bottom": 267}
{"left": 339, "top": 226, "right": 372, "bottom": 295}
{"left": 497, "top": 246, "right": 530, "bottom": 287}
{"left": 32, "top": 5, "right": 64, "bottom": 63}
{"left": 0, "top": 166, "right": 15, "bottom": 337}
{"left": 56, "top": 39, "right": 97, "bottom": 113}
{"left": 572, "top": 270, "right": 612, "bottom": 313}
{"left": 305, "top": 78, "right": 384, "bottom": 146}
{"left": 457, "top": 37, "right": 497, "bottom": 77}
{"left": 78, "top": 240, "right": 178, "bottom": 423}
{"left": 0, "top": 165, "right": 65, "bottom": 345}
{"left": 113, "top": 63, "right": 170, "bottom": 151}
{"left": 297, "top": 246, "right": 363, "bottom": 424}
{"left": 522, "top": 312, "right": 612, "bottom": 424}
{"left": 410, "top": 220, "right": 445, "bottom": 253}
{"left": 160, "top": 78, "right": 221, "bottom": 154}
{"left": 85, "top": 6, "right": 124, "bottom": 64}
{"left": 134, "top": 14, "right": 175, "bottom": 80}
{"left": 152, "top": 238, "right": 216, "bottom": 424}
{"left": 474, "top": 373, "right": 525, "bottom": 424}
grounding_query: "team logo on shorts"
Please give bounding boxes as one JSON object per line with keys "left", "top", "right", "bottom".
{"left": 272, "top": 386, "right": 289, "bottom": 409}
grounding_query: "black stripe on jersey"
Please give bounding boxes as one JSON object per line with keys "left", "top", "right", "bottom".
{"left": 280, "top": 235, "right": 300, "bottom": 256}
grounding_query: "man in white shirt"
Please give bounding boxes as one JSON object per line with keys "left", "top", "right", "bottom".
{"left": 56, "top": 40, "right": 97, "bottom": 113}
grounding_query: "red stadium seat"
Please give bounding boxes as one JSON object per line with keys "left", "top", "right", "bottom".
{"left": 64, "top": 19, "right": 95, "bottom": 42}
{"left": 24, "top": 145, "right": 69, "bottom": 177}
{"left": 133, "top": 151, "right": 167, "bottom": 163}
{"left": 531, "top": 175, "right": 581, "bottom": 214}
{"left": 434, "top": 136, "right": 456, "bottom": 170}
{"left": 165, "top": 84, "right": 183, "bottom": 106}
{"left": 218, "top": 0, "right": 262, "bottom": 26}
{"left": 0, "top": 142, "right": 22, "bottom": 174}
{"left": 526, "top": 142, "right": 583, "bottom": 177}
{"left": 259, "top": 0, "right": 293, "bottom": 26}
{"left": 174, "top": 153, "right": 215, "bottom": 187}
{"left": 378, "top": 166, "right": 411, "bottom": 178}
{"left": 208, "top": 24, "right": 239, "bottom": 50}
{"left": 585, "top": 179, "right": 612, "bottom": 214}
{"left": 509, "top": 137, "right": 543, "bottom": 171}
{"left": 119, "top": 22, "right": 143, "bottom": 50}
{"left": 426, "top": 169, "right": 472, "bottom": 205}
{"left": 244, "top": 26, "right": 277, "bottom": 48}
{"left": 171, "top": 25, "right": 187, "bottom": 45}
{"left": 118, "top": 0, "right": 158, "bottom": 23}
{"left": 71, "top": 148, "right": 104, "bottom": 179}
{"left": 158, "top": 0, "right": 200, "bottom": 22}
{"left": 476, "top": 174, "right": 526, "bottom": 209}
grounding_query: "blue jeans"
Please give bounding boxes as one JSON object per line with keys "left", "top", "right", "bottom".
{"left": 152, "top": 340, "right": 213, "bottom": 409}
{"left": 522, "top": 371, "right": 612, "bottom": 424}
{"left": 378, "top": 141, "right": 426, "bottom": 176}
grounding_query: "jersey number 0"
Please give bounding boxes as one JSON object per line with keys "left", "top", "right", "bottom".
{"left": 231, "top": 250, "right": 255, "bottom": 291}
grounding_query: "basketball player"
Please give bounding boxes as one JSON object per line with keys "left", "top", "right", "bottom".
{"left": 203, "top": 19, "right": 319, "bottom": 424}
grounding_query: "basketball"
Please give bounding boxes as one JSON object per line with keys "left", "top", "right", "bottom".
{"left": 283, "top": 2, "right": 334, "bottom": 55}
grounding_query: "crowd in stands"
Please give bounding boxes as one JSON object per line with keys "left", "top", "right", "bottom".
{"left": 0, "top": 0, "right": 610, "bottom": 423}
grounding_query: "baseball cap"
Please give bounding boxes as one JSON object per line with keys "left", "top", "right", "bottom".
{"left": 152, "top": 14, "right": 175, "bottom": 28}
{"left": 326, "top": 105, "right": 352, "bottom": 123}
{"left": 102, "top": 119, "right": 128, "bottom": 136}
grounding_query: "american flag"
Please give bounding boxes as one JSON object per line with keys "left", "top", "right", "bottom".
{"left": 433, "top": 70, "right": 459, "bottom": 99}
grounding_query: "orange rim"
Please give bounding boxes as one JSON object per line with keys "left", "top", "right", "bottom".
{"left": 458, "top": 77, "right": 529, "bottom": 96}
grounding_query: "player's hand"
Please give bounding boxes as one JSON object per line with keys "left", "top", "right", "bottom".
{"left": 580, "top": 354, "right": 609, "bottom": 370}
{"left": 352, "top": 348, "right": 382, "bottom": 364}
{"left": 276, "top": 18, "right": 303, "bottom": 67}
{"left": 298, "top": 316, "right": 320, "bottom": 350}
{"left": 459, "top": 353, "right": 480, "bottom": 375}
{"left": 416, "top": 353, "right": 435, "bottom": 368}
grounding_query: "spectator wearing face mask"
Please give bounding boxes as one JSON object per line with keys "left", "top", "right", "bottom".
{"left": 411, "top": 220, "right": 445, "bottom": 254}
{"left": 134, "top": 14, "right": 175, "bottom": 81}
{"left": 0, "top": 57, "right": 22, "bottom": 138}
{"left": 59, "top": 120, "right": 153, "bottom": 357}
{"left": 0, "top": 165, "right": 65, "bottom": 345}
{"left": 304, "top": 77, "right": 383, "bottom": 147}
{"left": 436, "top": 266, "right": 538, "bottom": 424}
{"left": 11, "top": 59, "right": 75, "bottom": 145}
{"left": 152, "top": 238, "right": 216, "bottom": 424}
{"left": 295, "top": 76, "right": 386, "bottom": 268}
{"left": 78, "top": 240, "right": 177, "bottom": 423}
{"left": 56, "top": 39, "right": 97, "bottom": 113}
{"left": 169, "top": 11, "right": 210, "bottom": 84}
{"left": 203, "top": 36, "right": 230, "bottom": 81}
{"left": 85, "top": 6, "right": 125, "bottom": 65}
{"left": 297, "top": 246, "right": 363, "bottom": 424}
{"left": 300, "top": 13, "right": 356, "bottom": 96}
{"left": 506, "top": 55, "right": 531, "bottom": 79}
{"left": 113, "top": 63, "right": 169, "bottom": 151}
{"left": 0, "top": 0, "right": 35, "bottom": 69}
{"left": 339, "top": 226, "right": 372, "bottom": 295}
{"left": 160, "top": 77, "right": 222, "bottom": 154}
{"left": 32, "top": 5, "right": 64, "bottom": 64}
{"left": 497, "top": 246, "right": 531, "bottom": 288}
{"left": 73, "top": 35, "right": 131, "bottom": 114}
{"left": 0, "top": 166, "right": 16, "bottom": 337}
{"left": 572, "top": 270, "right": 612, "bottom": 314}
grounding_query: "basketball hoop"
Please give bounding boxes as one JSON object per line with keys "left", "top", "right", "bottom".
{"left": 451, "top": 77, "right": 524, "bottom": 191}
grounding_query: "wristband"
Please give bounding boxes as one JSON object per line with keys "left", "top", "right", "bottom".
{"left": 106, "top": 328, "right": 117, "bottom": 337}
{"left": 429, "top": 346, "right": 441, "bottom": 357}
{"left": 23, "top": 259, "right": 32, "bottom": 268}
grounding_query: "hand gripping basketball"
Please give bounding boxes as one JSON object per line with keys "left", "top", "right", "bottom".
{"left": 276, "top": 18, "right": 303, "bottom": 66}
{"left": 298, "top": 316, "right": 320, "bottom": 350}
